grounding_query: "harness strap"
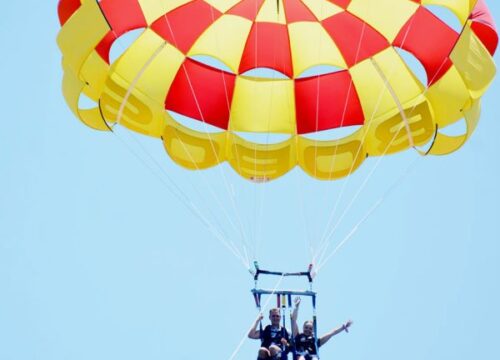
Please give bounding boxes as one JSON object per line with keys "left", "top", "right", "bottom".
{"left": 312, "top": 295, "right": 320, "bottom": 359}
{"left": 288, "top": 293, "right": 297, "bottom": 358}
{"left": 254, "top": 293, "right": 264, "bottom": 343}
{"left": 281, "top": 298, "right": 287, "bottom": 353}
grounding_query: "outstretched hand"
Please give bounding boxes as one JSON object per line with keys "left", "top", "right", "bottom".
{"left": 344, "top": 320, "right": 353, "bottom": 332}
{"left": 294, "top": 297, "right": 301, "bottom": 307}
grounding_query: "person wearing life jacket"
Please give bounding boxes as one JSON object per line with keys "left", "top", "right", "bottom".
{"left": 291, "top": 297, "right": 352, "bottom": 360}
{"left": 248, "top": 308, "right": 291, "bottom": 359}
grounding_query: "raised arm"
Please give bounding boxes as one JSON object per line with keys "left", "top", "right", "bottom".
{"left": 248, "top": 314, "right": 264, "bottom": 339}
{"left": 318, "top": 320, "right": 353, "bottom": 346}
{"left": 291, "top": 297, "right": 301, "bottom": 337}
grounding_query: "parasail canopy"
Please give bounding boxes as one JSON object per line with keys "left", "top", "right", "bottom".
{"left": 57, "top": 0, "right": 497, "bottom": 182}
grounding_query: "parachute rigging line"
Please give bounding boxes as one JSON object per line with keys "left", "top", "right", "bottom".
{"left": 105, "top": 27, "right": 252, "bottom": 268}
{"left": 109, "top": 0, "right": 255, "bottom": 266}
{"left": 108, "top": 127, "right": 249, "bottom": 267}
{"left": 312, "top": 9, "right": 475, "bottom": 266}
{"left": 314, "top": 25, "right": 471, "bottom": 267}
{"left": 313, "top": 14, "right": 420, "bottom": 263}
{"left": 156, "top": 0, "right": 253, "bottom": 260}
{"left": 105, "top": 15, "right": 250, "bottom": 266}
{"left": 316, "top": 156, "right": 421, "bottom": 273}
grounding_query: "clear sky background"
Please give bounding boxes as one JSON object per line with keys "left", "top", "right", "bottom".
{"left": 1, "top": 1, "right": 499, "bottom": 359}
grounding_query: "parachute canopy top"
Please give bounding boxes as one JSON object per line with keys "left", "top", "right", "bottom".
{"left": 57, "top": 0, "right": 497, "bottom": 182}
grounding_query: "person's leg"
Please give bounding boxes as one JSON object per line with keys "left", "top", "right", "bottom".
{"left": 258, "top": 347, "right": 271, "bottom": 359}
{"left": 268, "top": 345, "right": 281, "bottom": 357}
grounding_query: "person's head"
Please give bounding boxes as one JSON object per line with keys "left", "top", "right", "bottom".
{"left": 269, "top": 308, "right": 281, "bottom": 326}
{"left": 303, "top": 320, "right": 314, "bottom": 336}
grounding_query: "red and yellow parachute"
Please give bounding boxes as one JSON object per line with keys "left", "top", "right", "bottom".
{"left": 57, "top": 0, "right": 497, "bottom": 182}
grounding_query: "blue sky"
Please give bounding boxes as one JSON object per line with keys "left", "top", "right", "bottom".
{"left": 1, "top": 1, "right": 499, "bottom": 359}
